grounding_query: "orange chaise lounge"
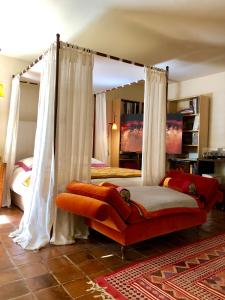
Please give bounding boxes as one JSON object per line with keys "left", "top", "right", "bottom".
{"left": 55, "top": 171, "right": 222, "bottom": 258}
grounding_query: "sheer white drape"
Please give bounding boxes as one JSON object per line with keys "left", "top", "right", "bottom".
{"left": 3, "top": 76, "right": 21, "bottom": 207}
{"left": 10, "top": 45, "right": 56, "bottom": 249}
{"left": 51, "top": 45, "right": 94, "bottom": 245}
{"left": 142, "top": 68, "right": 167, "bottom": 186}
{"left": 94, "top": 92, "right": 108, "bottom": 164}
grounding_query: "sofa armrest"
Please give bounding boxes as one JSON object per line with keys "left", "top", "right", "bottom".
{"left": 55, "top": 193, "right": 109, "bottom": 221}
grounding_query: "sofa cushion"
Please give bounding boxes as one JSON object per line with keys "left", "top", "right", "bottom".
{"left": 165, "top": 170, "right": 219, "bottom": 209}
{"left": 67, "top": 181, "right": 131, "bottom": 221}
{"left": 162, "top": 177, "right": 196, "bottom": 195}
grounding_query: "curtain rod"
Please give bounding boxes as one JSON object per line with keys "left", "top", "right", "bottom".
{"left": 12, "top": 49, "right": 49, "bottom": 79}
{"left": 61, "top": 40, "right": 167, "bottom": 73}
{"left": 13, "top": 33, "right": 168, "bottom": 78}
{"left": 95, "top": 79, "right": 144, "bottom": 95}
{"left": 95, "top": 66, "right": 169, "bottom": 95}
{"left": 20, "top": 80, "right": 39, "bottom": 86}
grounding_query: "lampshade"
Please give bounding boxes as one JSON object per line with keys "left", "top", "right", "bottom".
{"left": 0, "top": 83, "right": 5, "bottom": 99}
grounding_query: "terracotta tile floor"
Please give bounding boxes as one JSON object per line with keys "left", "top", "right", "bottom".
{"left": 0, "top": 206, "right": 225, "bottom": 299}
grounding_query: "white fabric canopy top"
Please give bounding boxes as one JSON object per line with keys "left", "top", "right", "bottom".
{"left": 142, "top": 68, "right": 167, "bottom": 186}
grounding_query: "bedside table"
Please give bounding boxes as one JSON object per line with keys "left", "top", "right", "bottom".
{"left": 0, "top": 162, "right": 6, "bottom": 207}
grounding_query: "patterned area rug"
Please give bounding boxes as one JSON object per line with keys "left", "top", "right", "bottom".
{"left": 95, "top": 233, "right": 225, "bottom": 299}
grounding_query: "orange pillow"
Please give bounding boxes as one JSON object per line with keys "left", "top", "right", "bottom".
{"left": 163, "top": 177, "right": 196, "bottom": 194}
{"left": 67, "top": 181, "right": 131, "bottom": 220}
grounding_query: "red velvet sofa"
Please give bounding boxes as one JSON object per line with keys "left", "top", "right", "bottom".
{"left": 55, "top": 171, "right": 222, "bottom": 256}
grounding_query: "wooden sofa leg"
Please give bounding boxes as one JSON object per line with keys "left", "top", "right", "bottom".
{"left": 121, "top": 246, "right": 126, "bottom": 260}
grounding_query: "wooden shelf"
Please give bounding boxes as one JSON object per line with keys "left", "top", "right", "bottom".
{"left": 167, "top": 95, "right": 209, "bottom": 173}
{"left": 183, "top": 130, "right": 199, "bottom": 133}
{"left": 182, "top": 114, "right": 198, "bottom": 117}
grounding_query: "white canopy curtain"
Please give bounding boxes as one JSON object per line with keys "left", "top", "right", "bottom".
{"left": 3, "top": 75, "right": 21, "bottom": 207}
{"left": 10, "top": 44, "right": 94, "bottom": 250}
{"left": 51, "top": 44, "right": 94, "bottom": 245}
{"left": 10, "top": 44, "right": 56, "bottom": 249}
{"left": 142, "top": 67, "right": 167, "bottom": 186}
{"left": 94, "top": 92, "right": 108, "bottom": 164}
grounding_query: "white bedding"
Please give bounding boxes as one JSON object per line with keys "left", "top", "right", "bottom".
{"left": 11, "top": 156, "right": 108, "bottom": 197}
{"left": 10, "top": 157, "right": 32, "bottom": 197}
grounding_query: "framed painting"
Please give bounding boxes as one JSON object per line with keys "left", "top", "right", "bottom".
{"left": 166, "top": 113, "right": 183, "bottom": 154}
{"left": 120, "top": 114, "right": 143, "bottom": 153}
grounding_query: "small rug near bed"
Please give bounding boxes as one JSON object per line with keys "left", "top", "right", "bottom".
{"left": 94, "top": 233, "right": 225, "bottom": 300}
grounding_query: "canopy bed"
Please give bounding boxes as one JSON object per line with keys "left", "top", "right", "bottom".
{"left": 3, "top": 34, "right": 169, "bottom": 250}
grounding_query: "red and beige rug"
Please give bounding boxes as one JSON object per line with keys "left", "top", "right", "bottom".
{"left": 94, "top": 233, "right": 225, "bottom": 299}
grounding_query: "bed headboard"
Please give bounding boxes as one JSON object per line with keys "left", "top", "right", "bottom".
{"left": 16, "top": 121, "right": 36, "bottom": 161}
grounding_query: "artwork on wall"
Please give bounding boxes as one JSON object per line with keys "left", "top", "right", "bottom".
{"left": 120, "top": 114, "right": 143, "bottom": 152}
{"left": 166, "top": 113, "right": 183, "bottom": 154}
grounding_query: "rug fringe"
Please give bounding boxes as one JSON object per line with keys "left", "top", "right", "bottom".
{"left": 87, "top": 281, "right": 115, "bottom": 300}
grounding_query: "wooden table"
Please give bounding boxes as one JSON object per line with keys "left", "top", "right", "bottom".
{"left": 0, "top": 162, "right": 6, "bottom": 207}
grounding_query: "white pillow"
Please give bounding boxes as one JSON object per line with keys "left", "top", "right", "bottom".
{"left": 91, "top": 158, "right": 107, "bottom": 167}
{"left": 15, "top": 157, "right": 33, "bottom": 171}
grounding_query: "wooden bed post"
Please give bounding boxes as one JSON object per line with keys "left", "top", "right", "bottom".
{"left": 54, "top": 33, "right": 60, "bottom": 153}
{"left": 166, "top": 65, "right": 169, "bottom": 114}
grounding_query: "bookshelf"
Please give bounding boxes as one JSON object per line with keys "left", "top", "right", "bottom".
{"left": 167, "top": 95, "right": 209, "bottom": 172}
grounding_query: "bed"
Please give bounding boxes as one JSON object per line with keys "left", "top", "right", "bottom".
{"left": 10, "top": 157, "right": 142, "bottom": 210}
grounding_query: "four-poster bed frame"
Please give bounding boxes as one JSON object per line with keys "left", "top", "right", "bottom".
{"left": 12, "top": 33, "right": 169, "bottom": 180}
{"left": 9, "top": 34, "right": 169, "bottom": 209}
{"left": 14, "top": 33, "right": 169, "bottom": 151}
{"left": 6, "top": 34, "right": 171, "bottom": 253}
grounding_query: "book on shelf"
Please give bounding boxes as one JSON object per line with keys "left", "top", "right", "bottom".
{"left": 179, "top": 107, "right": 194, "bottom": 114}
{"left": 192, "top": 115, "right": 199, "bottom": 130}
{"left": 192, "top": 132, "right": 198, "bottom": 145}
{"left": 189, "top": 97, "right": 198, "bottom": 114}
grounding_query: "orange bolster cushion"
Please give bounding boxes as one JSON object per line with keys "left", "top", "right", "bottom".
{"left": 55, "top": 193, "right": 109, "bottom": 221}
{"left": 67, "top": 181, "right": 131, "bottom": 221}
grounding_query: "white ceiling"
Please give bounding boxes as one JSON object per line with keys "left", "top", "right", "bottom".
{"left": 2, "top": 0, "right": 225, "bottom": 88}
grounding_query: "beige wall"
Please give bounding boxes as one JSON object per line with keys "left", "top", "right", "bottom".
{"left": 168, "top": 71, "right": 225, "bottom": 149}
{"left": 106, "top": 82, "right": 144, "bottom": 103}
{"left": 20, "top": 82, "right": 39, "bottom": 121}
{"left": 106, "top": 82, "right": 144, "bottom": 166}
{"left": 0, "top": 55, "right": 28, "bottom": 157}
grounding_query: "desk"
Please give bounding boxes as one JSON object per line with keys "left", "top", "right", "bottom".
{"left": 168, "top": 158, "right": 198, "bottom": 174}
{"left": 197, "top": 158, "right": 225, "bottom": 176}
